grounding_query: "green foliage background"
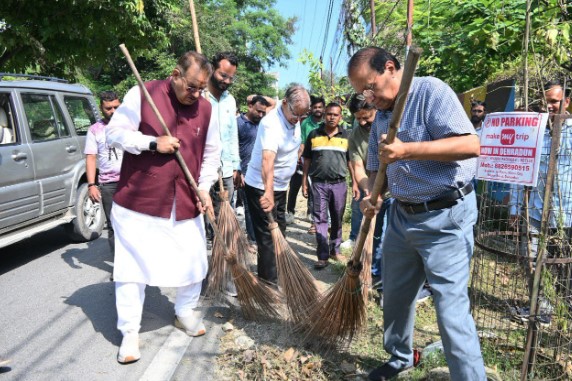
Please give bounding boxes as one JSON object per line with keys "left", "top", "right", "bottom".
{"left": 343, "top": 0, "right": 572, "bottom": 95}
{"left": 0, "top": 0, "right": 295, "bottom": 104}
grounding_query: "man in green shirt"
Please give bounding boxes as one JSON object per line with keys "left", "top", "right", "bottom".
{"left": 286, "top": 95, "right": 325, "bottom": 232}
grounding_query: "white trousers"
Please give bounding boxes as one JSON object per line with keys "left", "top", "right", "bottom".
{"left": 116, "top": 281, "right": 202, "bottom": 335}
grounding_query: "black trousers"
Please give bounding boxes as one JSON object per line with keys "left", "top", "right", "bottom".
{"left": 286, "top": 171, "right": 313, "bottom": 216}
{"left": 206, "top": 176, "right": 235, "bottom": 240}
{"left": 100, "top": 182, "right": 118, "bottom": 254}
{"left": 244, "top": 184, "right": 287, "bottom": 284}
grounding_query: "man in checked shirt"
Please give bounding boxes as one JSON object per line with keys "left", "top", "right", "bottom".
{"left": 350, "top": 47, "right": 486, "bottom": 381}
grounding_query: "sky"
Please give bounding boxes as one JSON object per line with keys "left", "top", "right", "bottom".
{"left": 269, "top": 0, "right": 350, "bottom": 90}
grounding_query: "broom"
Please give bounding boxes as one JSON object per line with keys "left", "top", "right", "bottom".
{"left": 208, "top": 172, "right": 254, "bottom": 298}
{"left": 120, "top": 44, "right": 282, "bottom": 321}
{"left": 267, "top": 212, "right": 320, "bottom": 324}
{"left": 359, "top": 215, "right": 376, "bottom": 302}
{"left": 300, "top": 47, "right": 422, "bottom": 346}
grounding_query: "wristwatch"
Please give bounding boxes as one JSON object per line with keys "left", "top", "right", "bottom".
{"left": 149, "top": 140, "right": 157, "bottom": 152}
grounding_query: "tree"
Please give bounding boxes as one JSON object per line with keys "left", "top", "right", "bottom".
{"left": 0, "top": 0, "right": 173, "bottom": 78}
{"left": 342, "top": 0, "right": 572, "bottom": 94}
{"left": 0, "top": 0, "right": 295, "bottom": 104}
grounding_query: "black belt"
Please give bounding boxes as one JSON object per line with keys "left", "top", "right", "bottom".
{"left": 311, "top": 177, "right": 345, "bottom": 184}
{"left": 398, "top": 182, "right": 474, "bottom": 214}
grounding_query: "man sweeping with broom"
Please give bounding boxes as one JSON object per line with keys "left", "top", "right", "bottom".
{"left": 349, "top": 47, "right": 486, "bottom": 380}
{"left": 244, "top": 84, "right": 310, "bottom": 284}
{"left": 106, "top": 51, "right": 220, "bottom": 364}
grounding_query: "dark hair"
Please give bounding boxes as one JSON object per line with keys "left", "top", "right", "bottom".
{"left": 325, "top": 102, "right": 342, "bottom": 111}
{"left": 310, "top": 95, "right": 325, "bottom": 107}
{"left": 471, "top": 100, "right": 487, "bottom": 110}
{"left": 99, "top": 91, "right": 118, "bottom": 105}
{"left": 249, "top": 95, "right": 270, "bottom": 107}
{"left": 212, "top": 52, "right": 239, "bottom": 69}
{"left": 348, "top": 47, "right": 401, "bottom": 75}
{"left": 544, "top": 79, "right": 571, "bottom": 98}
{"left": 348, "top": 94, "right": 376, "bottom": 114}
{"left": 177, "top": 51, "right": 213, "bottom": 76}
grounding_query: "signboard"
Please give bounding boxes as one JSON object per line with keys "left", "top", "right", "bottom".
{"left": 476, "top": 112, "right": 548, "bottom": 186}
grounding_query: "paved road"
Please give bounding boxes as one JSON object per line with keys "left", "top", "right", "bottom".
{"left": 0, "top": 227, "right": 226, "bottom": 381}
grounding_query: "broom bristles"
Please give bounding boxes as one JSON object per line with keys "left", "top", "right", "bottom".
{"left": 359, "top": 215, "right": 376, "bottom": 302}
{"left": 269, "top": 222, "right": 320, "bottom": 324}
{"left": 299, "top": 262, "right": 366, "bottom": 347}
{"left": 206, "top": 190, "right": 281, "bottom": 321}
{"left": 207, "top": 191, "right": 252, "bottom": 299}
{"left": 298, "top": 223, "right": 372, "bottom": 347}
{"left": 230, "top": 262, "right": 283, "bottom": 321}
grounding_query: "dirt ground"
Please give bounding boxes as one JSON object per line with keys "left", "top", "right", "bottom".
{"left": 211, "top": 194, "right": 442, "bottom": 381}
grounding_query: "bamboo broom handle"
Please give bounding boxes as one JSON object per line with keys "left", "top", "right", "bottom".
{"left": 188, "top": 0, "right": 202, "bottom": 54}
{"left": 351, "top": 47, "right": 422, "bottom": 261}
{"left": 119, "top": 44, "right": 216, "bottom": 226}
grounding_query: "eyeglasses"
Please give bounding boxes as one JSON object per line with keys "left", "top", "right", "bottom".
{"left": 217, "top": 71, "right": 237, "bottom": 83}
{"left": 287, "top": 102, "right": 308, "bottom": 121}
{"left": 355, "top": 73, "right": 380, "bottom": 102}
{"left": 179, "top": 75, "right": 206, "bottom": 94}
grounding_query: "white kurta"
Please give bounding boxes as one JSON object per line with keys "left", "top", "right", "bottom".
{"left": 107, "top": 85, "right": 221, "bottom": 287}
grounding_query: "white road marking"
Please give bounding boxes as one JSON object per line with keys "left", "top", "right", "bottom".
{"left": 139, "top": 328, "right": 192, "bottom": 381}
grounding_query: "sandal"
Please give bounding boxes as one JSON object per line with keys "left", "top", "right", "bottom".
{"left": 307, "top": 224, "right": 316, "bottom": 234}
{"left": 313, "top": 260, "right": 329, "bottom": 270}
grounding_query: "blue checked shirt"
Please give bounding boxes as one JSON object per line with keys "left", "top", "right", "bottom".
{"left": 366, "top": 77, "right": 477, "bottom": 203}
{"left": 509, "top": 117, "right": 572, "bottom": 228}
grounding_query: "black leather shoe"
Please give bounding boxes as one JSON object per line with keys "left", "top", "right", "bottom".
{"left": 368, "top": 363, "right": 408, "bottom": 380}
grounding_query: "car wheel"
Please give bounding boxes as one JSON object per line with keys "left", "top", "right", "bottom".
{"left": 65, "top": 183, "right": 104, "bottom": 242}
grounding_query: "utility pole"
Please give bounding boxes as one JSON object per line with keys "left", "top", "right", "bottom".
{"left": 370, "top": 0, "right": 376, "bottom": 37}
{"left": 330, "top": 56, "right": 334, "bottom": 93}
{"left": 406, "top": 0, "right": 414, "bottom": 57}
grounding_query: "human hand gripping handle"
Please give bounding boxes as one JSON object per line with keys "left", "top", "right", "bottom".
{"left": 352, "top": 47, "right": 422, "bottom": 262}
{"left": 156, "top": 135, "right": 181, "bottom": 154}
{"left": 119, "top": 44, "right": 215, "bottom": 225}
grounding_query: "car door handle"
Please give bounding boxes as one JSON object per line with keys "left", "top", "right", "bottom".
{"left": 11, "top": 152, "right": 28, "bottom": 161}
{"left": 66, "top": 145, "right": 77, "bottom": 153}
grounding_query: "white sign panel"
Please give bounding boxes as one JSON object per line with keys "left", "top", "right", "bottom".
{"left": 476, "top": 112, "right": 548, "bottom": 186}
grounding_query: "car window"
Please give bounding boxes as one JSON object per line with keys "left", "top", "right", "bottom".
{"left": 20, "top": 93, "right": 68, "bottom": 141}
{"left": 53, "top": 99, "right": 70, "bottom": 137}
{"left": 63, "top": 96, "right": 97, "bottom": 136}
{"left": 0, "top": 92, "right": 17, "bottom": 145}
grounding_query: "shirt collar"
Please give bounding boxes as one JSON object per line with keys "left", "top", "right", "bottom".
{"left": 205, "top": 89, "right": 229, "bottom": 103}
{"left": 277, "top": 105, "right": 296, "bottom": 129}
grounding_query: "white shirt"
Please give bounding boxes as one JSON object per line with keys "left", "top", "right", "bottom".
{"left": 106, "top": 85, "right": 220, "bottom": 191}
{"left": 245, "top": 106, "right": 301, "bottom": 191}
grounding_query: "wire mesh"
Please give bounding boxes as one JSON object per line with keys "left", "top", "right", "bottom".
{"left": 471, "top": 115, "right": 572, "bottom": 380}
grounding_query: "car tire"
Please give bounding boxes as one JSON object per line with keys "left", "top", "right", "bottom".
{"left": 65, "top": 183, "right": 104, "bottom": 242}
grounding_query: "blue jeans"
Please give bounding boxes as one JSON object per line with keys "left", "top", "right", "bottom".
{"left": 350, "top": 192, "right": 392, "bottom": 277}
{"left": 381, "top": 192, "right": 485, "bottom": 380}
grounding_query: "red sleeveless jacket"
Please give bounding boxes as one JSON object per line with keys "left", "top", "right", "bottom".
{"left": 114, "top": 79, "right": 213, "bottom": 220}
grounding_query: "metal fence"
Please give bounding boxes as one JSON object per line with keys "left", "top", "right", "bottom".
{"left": 471, "top": 115, "right": 572, "bottom": 380}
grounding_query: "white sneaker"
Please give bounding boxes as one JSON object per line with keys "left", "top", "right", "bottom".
{"left": 175, "top": 311, "right": 206, "bottom": 337}
{"left": 340, "top": 239, "right": 355, "bottom": 250}
{"left": 117, "top": 332, "right": 140, "bottom": 364}
{"left": 235, "top": 206, "right": 244, "bottom": 216}
{"left": 285, "top": 212, "right": 295, "bottom": 225}
{"left": 224, "top": 280, "right": 238, "bottom": 297}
